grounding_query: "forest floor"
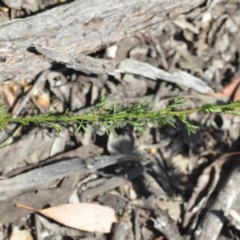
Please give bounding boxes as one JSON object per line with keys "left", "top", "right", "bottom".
{"left": 0, "top": 0, "right": 240, "bottom": 239}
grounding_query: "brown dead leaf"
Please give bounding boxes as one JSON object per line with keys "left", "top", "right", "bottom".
{"left": 0, "top": 188, "right": 75, "bottom": 224}
{"left": 9, "top": 226, "right": 33, "bottom": 240}
{"left": 17, "top": 203, "right": 117, "bottom": 233}
{"left": 36, "top": 92, "right": 50, "bottom": 108}
{"left": 233, "top": 82, "right": 240, "bottom": 101}
{"left": 215, "top": 77, "right": 240, "bottom": 98}
{"left": 23, "top": 84, "right": 31, "bottom": 93}
{"left": 11, "top": 81, "right": 23, "bottom": 94}
{"left": 3, "top": 85, "right": 15, "bottom": 106}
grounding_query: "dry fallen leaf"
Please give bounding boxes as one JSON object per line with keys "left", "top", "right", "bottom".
{"left": 215, "top": 77, "right": 240, "bottom": 98}
{"left": 3, "top": 85, "right": 15, "bottom": 106}
{"left": 233, "top": 82, "right": 240, "bottom": 101}
{"left": 17, "top": 203, "right": 117, "bottom": 233}
{"left": 36, "top": 92, "right": 50, "bottom": 108}
{"left": 9, "top": 226, "right": 33, "bottom": 240}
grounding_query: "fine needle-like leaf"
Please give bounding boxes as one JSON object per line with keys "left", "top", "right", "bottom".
{"left": 1, "top": 95, "right": 240, "bottom": 135}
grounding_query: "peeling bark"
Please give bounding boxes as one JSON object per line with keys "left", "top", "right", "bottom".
{"left": 0, "top": 0, "right": 206, "bottom": 82}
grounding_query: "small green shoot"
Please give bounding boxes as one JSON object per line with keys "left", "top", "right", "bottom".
{"left": 1, "top": 95, "right": 240, "bottom": 135}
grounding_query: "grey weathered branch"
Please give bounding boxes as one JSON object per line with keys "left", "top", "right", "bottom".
{"left": 0, "top": 154, "right": 147, "bottom": 201}
{"left": 0, "top": 0, "right": 206, "bottom": 82}
{"left": 33, "top": 44, "right": 214, "bottom": 94}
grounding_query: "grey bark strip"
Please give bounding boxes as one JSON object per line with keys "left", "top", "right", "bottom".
{"left": 0, "top": 154, "right": 147, "bottom": 201}
{"left": 197, "top": 161, "right": 240, "bottom": 240}
{"left": 34, "top": 44, "right": 214, "bottom": 94}
{"left": 0, "top": 0, "right": 206, "bottom": 82}
{"left": 80, "top": 166, "right": 147, "bottom": 201}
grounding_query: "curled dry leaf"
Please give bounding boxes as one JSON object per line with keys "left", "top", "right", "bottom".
{"left": 17, "top": 203, "right": 117, "bottom": 233}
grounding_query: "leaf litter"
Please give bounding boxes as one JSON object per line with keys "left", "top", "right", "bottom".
{"left": 16, "top": 203, "right": 117, "bottom": 233}
{"left": 1, "top": 0, "right": 240, "bottom": 239}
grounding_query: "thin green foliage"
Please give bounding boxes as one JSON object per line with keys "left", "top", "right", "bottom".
{"left": 0, "top": 105, "right": 10, "bottom": 130}
{"left": 1, "top": 95, "right": 240, "bottom": 135}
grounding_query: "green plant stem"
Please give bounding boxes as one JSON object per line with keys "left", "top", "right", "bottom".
{"left": 1, "top": 95, "right": 240, "bottom": 135}
{"left": 2, "top": 102, "right": 240, "bottom": 126}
